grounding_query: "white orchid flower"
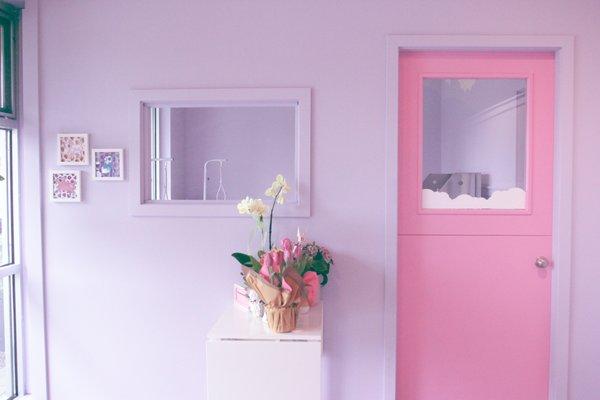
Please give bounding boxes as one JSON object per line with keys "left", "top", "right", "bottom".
{"left": 248, "top": 198, "right": 267, "bottom": 217}
{"left": 237, "top": 197, "right": 267, "bottom": 218}
{"left": 265, "top": 174, "right": 291, "bottom": 204}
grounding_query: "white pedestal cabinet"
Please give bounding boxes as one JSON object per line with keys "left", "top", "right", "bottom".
{"left": 206, "top": 304, "right": 323, "bottom": 400}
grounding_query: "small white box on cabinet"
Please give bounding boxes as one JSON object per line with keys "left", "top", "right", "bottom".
{"left": 206, "top": 304, "right": 323, "bottom": 400}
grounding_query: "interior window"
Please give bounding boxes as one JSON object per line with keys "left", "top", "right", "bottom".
{"left": 422, "top": 78, "right": 527, "bottom": 209}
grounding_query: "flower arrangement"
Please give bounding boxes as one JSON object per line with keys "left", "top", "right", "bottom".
{"left": 232, "top": 175, "right": 334, "bottom": 332}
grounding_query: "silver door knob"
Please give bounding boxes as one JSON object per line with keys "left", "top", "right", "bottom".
{"left": 535, "top": 257, "right": 550, "bottom": 268}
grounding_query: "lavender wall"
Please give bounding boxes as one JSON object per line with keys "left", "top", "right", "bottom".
{"left": 36, "top": 1, "right": 600, "bottom": 400}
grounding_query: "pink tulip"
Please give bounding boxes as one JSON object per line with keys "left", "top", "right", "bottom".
{"left": 283, "top": 249, "right": 292, "bottom": 264}
{"left": 302, "top": 271, "right": 320, "bottom": 306}
{"left": 270, "top": 250, "right": 283, "bottom": 273}
{"left": 292, "top": 244, "right": 301, "bottom": 259}
{"left": 281, "top": 238, "right": 293, "bottom": 252}
{"left": 262, "top": 252, "right": 272, "bottom": 267}
{"left": 259, "top": 253, "right": 272, "bottom": 280}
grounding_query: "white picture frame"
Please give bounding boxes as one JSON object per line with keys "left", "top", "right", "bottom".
{"left": 92, "top": 148, "right": 124, "bottom": 181}
{"left": 130, "top": 87, "right": 311, "bottom": 217}
{"left": 57, "top": 133, "right": 89, "bottom": 165}
{"left": 50, "top": 170, "right": 82, "bottom": 202}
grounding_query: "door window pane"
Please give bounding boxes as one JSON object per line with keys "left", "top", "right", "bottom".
{"left": 422, "top": 78, "right": 527, "bottom": 209}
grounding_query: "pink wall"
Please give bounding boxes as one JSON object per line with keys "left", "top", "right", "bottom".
{"left": 36, "top": 1, "right": 600, "bottom": 400}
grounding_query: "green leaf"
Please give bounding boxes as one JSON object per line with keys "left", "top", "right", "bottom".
{"left": 231, "top": 253, "right": 262, "bottom": 272}
{"left": 319, "top": 273, "right": 328, "bottom": 286}
{"left": 231, "top": 252, "right": 251, "bottom": 265}
{"left": 294, "top": 259, "right": 309, "bottom": 276}
{"left": 305, "top": 254, "right": 331, "bottom": 286}
{"left": 311, "top": 259, "right": 329, "bottom": 275}
{"left": 249, "top": 258, "right": 262, "bottom": 272}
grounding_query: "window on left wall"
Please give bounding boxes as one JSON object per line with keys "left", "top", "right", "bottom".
{"left": 0, "top": 2, "right": 19, "bottom": 400}
{"left": 0, "top": 128, "right": 16, "bottom": 400}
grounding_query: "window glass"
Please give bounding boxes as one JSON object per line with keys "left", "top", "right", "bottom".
{"left": 0, "top": 4, "right": 19, "bottom": 398}
{"left": 422, "top": 78, "right": 527, "bottom": 209}
{"left": 0, "top": 276, "right": 15, "bottom": 400}
{"left": 0, "top": 23, "right": 5, "bottom": 108}
{"left": 0, "top": 129, "right": 11, "bottom": 266}
{"left": 0, "top": 5, "right": 17, "bottom": 117}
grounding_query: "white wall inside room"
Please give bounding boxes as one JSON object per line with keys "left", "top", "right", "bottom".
{"left": 35, "top": 1, "right": 600, "bottom": 400}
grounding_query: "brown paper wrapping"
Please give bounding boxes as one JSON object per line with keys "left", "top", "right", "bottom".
{"left": 243, "top": 267, "right": 305, "bottom": 333}
{"left": 265, "top": 305, "right": 297, "bottom": 333}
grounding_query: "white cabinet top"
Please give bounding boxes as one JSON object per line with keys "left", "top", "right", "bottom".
{"left": 207, "top": 303, "right": 323, "bottom": 342}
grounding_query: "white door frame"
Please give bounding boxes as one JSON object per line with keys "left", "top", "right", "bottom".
{"left": 384, "top": 35, "right": 574, "bottom": 400}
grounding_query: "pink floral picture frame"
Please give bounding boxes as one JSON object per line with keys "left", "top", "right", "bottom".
{"left": 50, "top": 170, "right": 82, "bottom": 202}
{"left": 57, "top": 133, "right": 89, "bottom": 165}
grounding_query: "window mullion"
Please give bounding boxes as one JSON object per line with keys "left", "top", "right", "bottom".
{"left": 0, "top": 264, "right": 19, "bottom": 280}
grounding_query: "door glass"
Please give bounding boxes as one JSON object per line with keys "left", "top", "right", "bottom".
{"left": 422, "top": 78, "right": 527, "bottom": 209}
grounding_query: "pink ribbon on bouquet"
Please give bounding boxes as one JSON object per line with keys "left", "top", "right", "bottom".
{"left": 302, "top": 271, "right": 320, "bottom": 306}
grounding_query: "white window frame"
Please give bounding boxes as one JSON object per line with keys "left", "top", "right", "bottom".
{"left": 130, "top": 87, "right": 312, "bottom": 217}
{"left": 0, "top": 125, "right": 20, "bottom": 400}
{"left": 0, "top": 2, "right": 21, "bottom": 400}
{"left": 9, "top": 1, "right": 48, "bottom": 399}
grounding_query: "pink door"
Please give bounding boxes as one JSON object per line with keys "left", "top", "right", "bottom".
{"left": 397, "top": 52, "right": 555, "bottom": 400}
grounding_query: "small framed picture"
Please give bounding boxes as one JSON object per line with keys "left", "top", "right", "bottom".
{"left": 50, "top": 170, "right": 82, "bottom": 202}
{"left": 57, "top": 133, "right": 89, "bottom": 165}
{"left": 92, "top": 148, "right": 124, "bottom": 181}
